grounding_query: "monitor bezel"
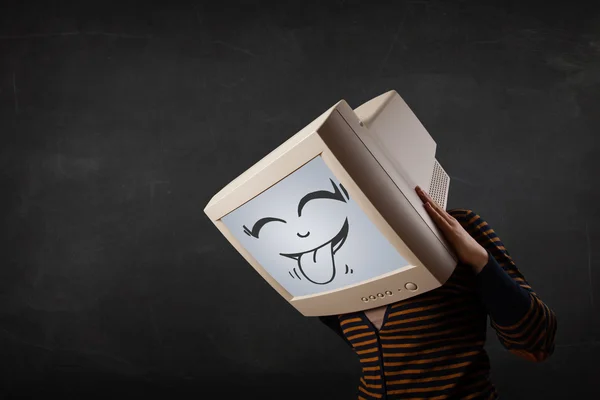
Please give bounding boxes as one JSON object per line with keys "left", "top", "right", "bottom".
{"left": 205, "top": 109, "right": 444, "bottom": 316}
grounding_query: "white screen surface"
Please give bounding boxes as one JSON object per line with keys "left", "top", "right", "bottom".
{"left": 221, "top": 156, "right": 410, "bottom": 297}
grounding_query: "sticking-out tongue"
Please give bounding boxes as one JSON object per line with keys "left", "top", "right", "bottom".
{"left": 298, "top": 242, "right": 336, "bottom": 284}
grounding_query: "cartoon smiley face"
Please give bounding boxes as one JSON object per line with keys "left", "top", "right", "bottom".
{"left": 221, "top": 156, "right": 410, "bottom": 298}
{"left": 242, "top": 179, "right": 351, "bottom": 285}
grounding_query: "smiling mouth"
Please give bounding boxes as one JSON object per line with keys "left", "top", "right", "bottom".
{"left": 279, "top": 218, "right": 349, "bottom": 285}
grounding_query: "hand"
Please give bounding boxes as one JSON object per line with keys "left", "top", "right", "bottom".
{"left": 415, "top": 186, "right": 489, "bottom": 273}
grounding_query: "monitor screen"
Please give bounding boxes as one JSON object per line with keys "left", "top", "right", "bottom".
{"left": 221, "top": 156, "right": 410, "bottom": 297}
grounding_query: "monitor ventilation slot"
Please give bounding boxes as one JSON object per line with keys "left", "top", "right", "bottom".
{"left": 428, "top": 159, "right": 449, "bottom": 210}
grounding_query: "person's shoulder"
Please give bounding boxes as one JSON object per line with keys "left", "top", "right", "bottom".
{"left": 447, "top": 208, "right": 473, "bottom": 220}
{"left": 448, "top": 209, "right": 485, "bottom": 230}
{"left": 318, "top": 315, "right": 340, "bottom": 325}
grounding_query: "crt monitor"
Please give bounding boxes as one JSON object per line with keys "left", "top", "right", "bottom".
{"left": 204, "top": 90, "right": 457, "bottom": 316}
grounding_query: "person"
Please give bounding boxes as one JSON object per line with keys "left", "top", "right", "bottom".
{"left": 319, "top": 186, "right": 557, "bottom": 400}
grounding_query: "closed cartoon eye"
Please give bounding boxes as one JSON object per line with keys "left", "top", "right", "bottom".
{"left": 297, "top": 179, "right": 349, "bottom": 217}
{"left": 243, "top": 217, "right": 286, "bottom": 238}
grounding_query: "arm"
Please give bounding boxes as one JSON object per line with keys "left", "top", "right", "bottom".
{"left": 452, "top": 209, "right": 557, "bottom": 362}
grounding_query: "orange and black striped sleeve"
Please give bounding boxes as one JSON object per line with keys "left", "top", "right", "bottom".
{"left": 453, "top": 209, "right": 557, "bottom": 362}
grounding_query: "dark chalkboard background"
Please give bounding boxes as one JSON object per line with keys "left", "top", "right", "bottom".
{"left": 1, "top": 0, "right": 599, "bottom": 398}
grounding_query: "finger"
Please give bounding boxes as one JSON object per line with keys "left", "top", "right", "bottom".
{"left": 415, "top": 186, "right": 432, "bottom": 205}
{"left": 421, "top": 190, "right": 454, "bottom": 224}
{"left": 425, "top": 202, "right": 451, "bottom": 231}
{"left": 424, "top": 201, "right": 452, "bottom": 232}
{"left": 416, "top": 186, "right": 436, "bottom": 205}
{"left": 434, "top": 202, "right": 455, "bottom": 225}
{"left": 417, "top": 187, "right": 454, "bottom": 224}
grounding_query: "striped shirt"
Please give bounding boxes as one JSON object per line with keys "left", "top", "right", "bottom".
{"left": 319, "top": 209, "right": 557, "bottom": 399}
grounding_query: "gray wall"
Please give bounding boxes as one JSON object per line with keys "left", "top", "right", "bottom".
{"left": 1, "top": 0, "right": 598, "bottom": 398}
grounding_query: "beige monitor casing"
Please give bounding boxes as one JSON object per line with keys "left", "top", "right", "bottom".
{"left": 204, "top": 90, "right": 457, "bottom": 316}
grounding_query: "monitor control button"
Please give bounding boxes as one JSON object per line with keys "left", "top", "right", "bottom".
{"left": 385, "top": 290, "right": 393, "bottom": 295}
{"left": 405, "top": 282, "right": 418, "bottom": 291}
{"left": 377, "top": 293, "right": 384, "bottom": 298}
{"left": 361, "top": 297, "right": 369, "bottom": 302}
{"left": 369, "top": 295, "right": 376, "bottom": 300}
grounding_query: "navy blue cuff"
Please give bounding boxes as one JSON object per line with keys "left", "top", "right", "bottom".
{"left": 475, "top": 251, "right": 532, "bottom": 327}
